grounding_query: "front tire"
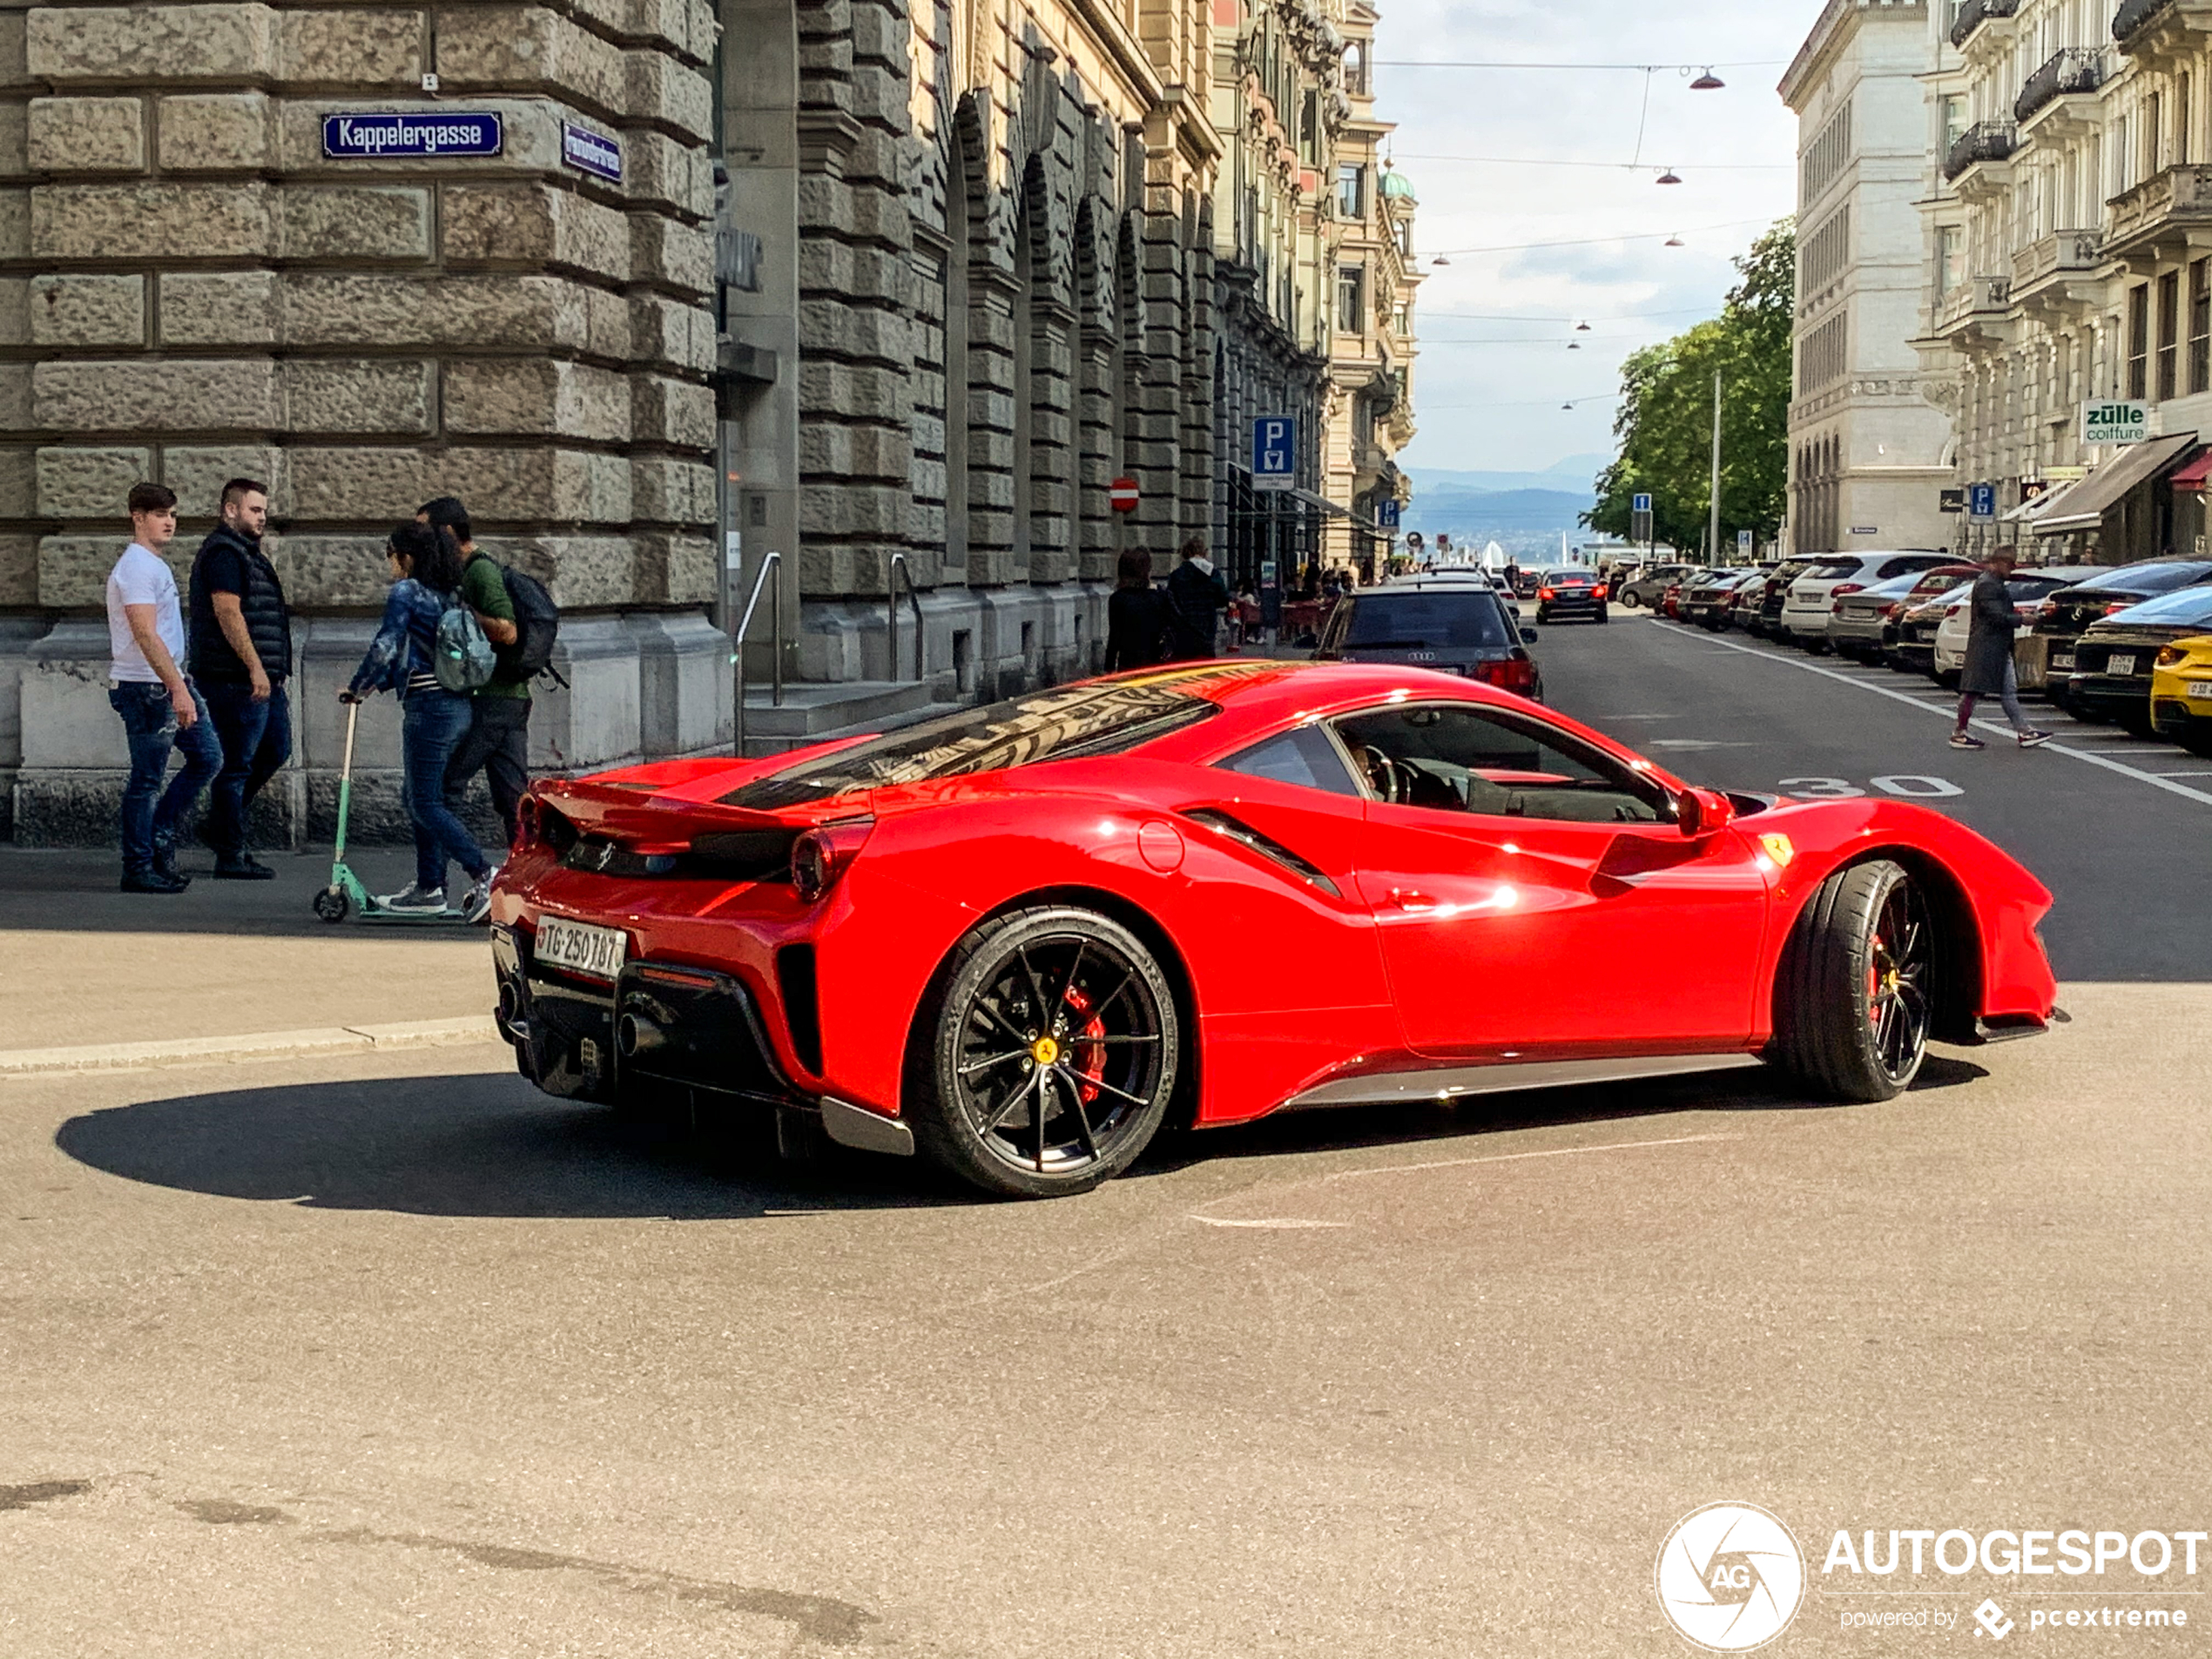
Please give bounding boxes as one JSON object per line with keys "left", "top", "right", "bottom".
{"left": 907, "top": 907, "right": 1180, "bottom": 1198}
{"left": 1770, "top": 860, "right": 1932, "bottom": 1103}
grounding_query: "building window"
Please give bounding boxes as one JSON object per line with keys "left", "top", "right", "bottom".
{"left": 1336, "top": 165, "right": 1365, "bottom": 221}
{"left": 1941, "top": 95, "right": 1967, "bottom": 152}
{"left": 2193, "top": 261, "right": 2212, "bottom": 396}
{"left": 2159, "top": 271, "right": 2181, "bottom": 401}
{"left": 1337, "top": 265, "right": 1365, "bottom": 334}
{"left": 1798, "top": 312, "right": 1847, "bottom": 395}
{"left": 1342, "top": 40, "right": 1367, "bottom": 96}
{"left": 2128, "top": 283, "right": 2150, "bottom": 401}
{"left": 2152, "top": 92, "right": 2167, "bottom": 177}
{"left": 1803, "top": 100, "right": 1853, "bottom": 203}
{"left": 1392, "top": 302, "right": 1411, "bottom": 338}
{"left": 2183, "top": 73, "right": 2195, "bottom": 166}
{"left": 1936, "top": 225, "right": 1963, "bottom": 299}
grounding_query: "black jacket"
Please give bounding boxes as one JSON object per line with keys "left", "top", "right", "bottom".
{"left": 1960, "top": 570, "right": 2017, "bottom": 697}
{"left": 1164, "top": 560, "right": 1230, "bottom": 659}
{"left": 188, "top": 525, "right": 293, "bottom": 682}
{"left": 1105, "top": 586, "right": 1166, "bottom": 671}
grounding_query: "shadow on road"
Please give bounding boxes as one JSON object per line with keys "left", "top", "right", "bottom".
{"left": 55, "top": 1051, "right": 1992, "bottom": 1216}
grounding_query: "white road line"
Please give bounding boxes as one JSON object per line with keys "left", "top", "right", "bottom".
{"left": 1651, "top": 622, "right": 2212, "bottom": 809}
{"left": 1189, "top": 1216, "right": 1350, "bottom": 1230}
{"left": 1322, "top": 1131, "right": 1740, "bottom": 1184}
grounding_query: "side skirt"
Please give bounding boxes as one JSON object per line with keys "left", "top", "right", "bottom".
{"left": 1281, "top": 1052, "right": 1766, "bottom": 1112}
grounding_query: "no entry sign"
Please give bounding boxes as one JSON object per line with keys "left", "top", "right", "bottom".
{"left": 1109, "top": 476, "right": 1139, "bottom": 513}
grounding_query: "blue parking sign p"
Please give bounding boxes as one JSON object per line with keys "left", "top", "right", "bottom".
{"left": 1253, "top": 416, "right": 1296, "bottom": 489}
{"left": 1968, "top": 482, "right": 1997, "bottom": 520}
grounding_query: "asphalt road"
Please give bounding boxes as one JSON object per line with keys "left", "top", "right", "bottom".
{"left": 1541, "top": 611, "right": 2212, "bottom": 983}
{"left": 3, "top": 624, "right": 2208, "bottom": 1657}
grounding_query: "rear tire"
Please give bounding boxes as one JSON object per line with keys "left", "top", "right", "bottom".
{"left": 907, "top": 907, "right": 1180, "bottom": 1199}
{"left": 1770, "top": 860, "right": 1932, "bottom": 1103}
{"left": 1621, "top": 590, "right": 1642, "bottom": 609}
{"left": 313, "top": 888, "right": 349, "bottom": 924}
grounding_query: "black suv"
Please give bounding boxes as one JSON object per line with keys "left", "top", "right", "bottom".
{"left": 1317, "top": 577, "right": 1545, "bottom": 700}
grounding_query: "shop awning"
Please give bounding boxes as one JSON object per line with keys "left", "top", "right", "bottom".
{"left": 2002, "top": 479, "right": 2077, "bottom": 523}
{"left": 2033, "top": 434, "right": 2199, "bottom": 534}
{"left": 2168, "top": 451, "right": 2212, "bottom": 493}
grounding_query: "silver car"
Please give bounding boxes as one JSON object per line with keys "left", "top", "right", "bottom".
{"left": 1825, "top": 563, "right": 1975, "bottom": 662}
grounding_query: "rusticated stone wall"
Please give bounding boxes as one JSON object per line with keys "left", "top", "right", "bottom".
{"left": 2, "top": 0, "right": 732, "bottom": 840}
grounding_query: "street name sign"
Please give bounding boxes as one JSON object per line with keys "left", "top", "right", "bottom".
{"left": 323, "top": 111, "right": 503, "bottom": 158}
{"left": 561, "top": 123, "right": 622, "bottom": 183}
{"left": 2081, "top": 400, "right": 2150, "bottom": 446}
{"left": 1252, "top": 416, "right": 1296, "bottom": 492}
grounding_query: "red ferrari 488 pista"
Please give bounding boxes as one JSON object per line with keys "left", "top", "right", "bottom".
{"left": 489, "top": 662, "right": 2057, "bottom": 1197}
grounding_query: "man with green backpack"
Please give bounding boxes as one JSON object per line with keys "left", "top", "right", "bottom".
{"left": 419, "top": 496, "right": 558, "bottom": 852}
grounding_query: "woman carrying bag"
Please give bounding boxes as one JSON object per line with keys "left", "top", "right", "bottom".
{"left": 342, "top": 522, "right": 497, "bottom": 920}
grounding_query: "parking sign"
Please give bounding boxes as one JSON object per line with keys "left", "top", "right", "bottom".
{"left": 1737, "top": 529, "right": 1753, "bottom": 555}
{"left": 1252, "top": 417, "right": 1296, "bottom": 491}
{"left": 1968, "top": 482, "right": 1998, "bottom": 520}
{"left": 1377, "top": 498, "right": 1400, "bottom": 529}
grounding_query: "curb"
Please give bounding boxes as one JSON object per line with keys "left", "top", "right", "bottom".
{"left": 0, "top": 1015, "right": 501, "bottom": 1078}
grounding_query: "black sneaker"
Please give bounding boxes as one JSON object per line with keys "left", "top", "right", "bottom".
{"left": 2018, "top": 730, "right": 2053, "bottom": 749}
{"left": 151, "top": 834, "right": 183, "bottom": 880}
{"left": 1948, "top": 732, "right": 1986, "bottom": 751}
{"left": 212, "top": 854, "right": 277, "bottom": 880}
{"left": 121, "top": 867, "right": 191, "bottom": 894}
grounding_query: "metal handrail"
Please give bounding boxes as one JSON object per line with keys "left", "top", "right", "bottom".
{"left": 732, "top": 550, "right": 783, "bottom": 757}
{"left": 887, "top": 552, "right": 924, "bottom": 683}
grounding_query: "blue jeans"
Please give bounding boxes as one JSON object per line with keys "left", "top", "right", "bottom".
{"left": 110, "top": 680, "right": 223, "bottom": 873}
{"left": 201, "top": 678, "right": 293, "bottom": 858}
{"left": 402, "top": 690, "right": 490, "bottom": 892}
{"left": 1958, "top": 656, "right": 2031, "bottom": 735}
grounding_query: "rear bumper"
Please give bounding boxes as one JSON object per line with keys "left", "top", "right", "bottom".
{"left": 2066, "top": 677, "right": 2152, "bottom": 718}
{"left": 2153, "top": 698, "right": 2212, "bottom": 734}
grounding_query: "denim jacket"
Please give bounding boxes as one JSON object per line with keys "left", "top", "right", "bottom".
{"left": 349, "top": 578, "right": 452, "bottom": 698}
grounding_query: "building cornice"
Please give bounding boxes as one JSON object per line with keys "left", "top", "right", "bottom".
{"left": 1781, "top": 0, "right": 1928, "bottom": 109}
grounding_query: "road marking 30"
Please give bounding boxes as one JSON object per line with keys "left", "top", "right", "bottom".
{"left": 1654, "top": 623, "right": 2212, "bottom": 809}
{"left": 1781, "top": 775, "right": 1964, "bottom": 799}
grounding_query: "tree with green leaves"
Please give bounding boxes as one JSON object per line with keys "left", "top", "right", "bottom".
{"left": 1586, "top": 220, "right": 1796, "bottom": 557}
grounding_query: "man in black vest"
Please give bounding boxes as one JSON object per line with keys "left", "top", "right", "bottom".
{"left": 1163, "top": 536, "right": 1231, "bottom": 660}
{"left": 188, "top": 477, "right": 292, "bottom": 879}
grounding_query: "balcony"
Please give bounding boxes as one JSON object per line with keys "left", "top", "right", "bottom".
{"left": 2104, "top": 163, "right": 2212, "bottom": 265}
{"left": 2010, "top": 231, "right": 2106, "bottom": 312}
{"left": 1951, "top": 0, "right": 2020, "bottom": 51}
{"left": 1930, "top": 275, "right": 2015, "bottom": 352}
{"left": 2114, "top": 0, "right": 2212, "bottom": 60}
{"left": 1943, "top": 121, "right": 2017, "bottom": 195}
{"left": 2015, "top": 48, "right": 2107, "bottom": 135}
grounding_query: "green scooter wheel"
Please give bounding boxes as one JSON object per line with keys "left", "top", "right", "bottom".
{"left": 313, "top": 888, "right": 351, "bottom": 924}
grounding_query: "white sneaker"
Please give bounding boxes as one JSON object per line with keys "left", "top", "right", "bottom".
{"left": 377, "top": 883, "right": 448, "bottom": 915}
{"left": 461, "top": 879, "right": 494, "bottom": 925}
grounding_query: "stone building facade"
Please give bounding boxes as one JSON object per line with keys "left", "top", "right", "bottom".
{"left": 0, "top": 0, "right": 1418, "bottom": 836}
{"left": 1781, "top": 0, "right": 1952, "bottom": 558}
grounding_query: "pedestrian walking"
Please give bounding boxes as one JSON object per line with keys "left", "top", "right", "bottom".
{"left": 343, "top": 523, "right": 496, "bottom": 920}
{"left": 1163, "top": 536, "right": 1231, "bottom": 660}
{"left": 1952, "top": 544, "right": 2052, "bottom": 752}
{"left": 1103, "top": 548, "right": 1167, "bottom": 671}
{"left": 187, "top": 476, "right": 290, "bottom": 879}
{"left": 107, "top": 482, "right": 223, "bottom": 894}
{"left": 419, "top": 497, "right": 531, "bottom": 849}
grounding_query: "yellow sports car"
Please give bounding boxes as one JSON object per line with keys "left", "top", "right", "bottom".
{"left": 2150, "top": 635, "right": 2212, "bottom": 757}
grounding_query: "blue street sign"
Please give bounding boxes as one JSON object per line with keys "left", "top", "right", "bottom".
{"left": 1377, "top": 497, "right": 1400, "bottom": 529}
{"left": 562, "top": 123, "right": 622, "bottom": 183}
{"left": 1252, "top": 416, "right": 1296, "bottom": 491}
{"left": 1632, "top": 492, "right": 1653, "bottom": 514}
{"left": 1968, "top": 482, "right": 1998, "bottom": 521}
{"left": 322, "top": 111, "right": 502, "bottom": 160}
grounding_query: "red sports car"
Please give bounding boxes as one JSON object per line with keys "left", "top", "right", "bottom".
{"left": 489, "top": 662, "right": 2059, "bottom": 1198}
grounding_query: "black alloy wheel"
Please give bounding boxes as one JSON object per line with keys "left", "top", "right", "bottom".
{"left": 909, "top": 907, "right": 1179, "bottom": 1198}
{"left": 1771, "top": 860, "right": 1933, "bottom": 1103}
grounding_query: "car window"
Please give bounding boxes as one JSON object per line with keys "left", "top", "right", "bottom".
{"left": 2005, "top": 576, "right": 2070, "bottom": 601}
{"left": 1340, "top": 590, "right": 1512, "bottom": 650}
{"left": 1804, "top": 560, "right": 1860, "bottom": 580}
{"left": 1216, "top": 725, "right": 1362, "bottom": 797}
{"left": 2106, "top": 586, "right": 2212, "bottom": 626}
{"left": 2094, "top": 560, "right": 2212, "bottom": 596}
{"left": 1876, "top": 556, "right": 1942, "bottom": 579}
{"left": 1333, "top": 704, "right": 1669, "bottom": 825}
{"left": 723, "top": 669, "right": 1239, "bottom": 806}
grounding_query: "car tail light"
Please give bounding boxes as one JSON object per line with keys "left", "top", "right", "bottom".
{"left": 2105, "top": 601, "right": 2133, "bottom": 616}
{"left": 1593, "top": 584, "right": 1608, "bottom": 601}
{"left": 2035, "top": 599, "right": 2060, "bottom": 620}
{"left": 791, "top": 816, "right": 875, "bottom": 902}
{"left": 516, "top": 795, "right": 541, "bottom": 848}
{"left": 2158, "top": 645, "right": 2188, "bottom": 668}
{"left": 1831, "top": 583, "right": 1865, "bottom": 598}
{"left": 1474, "top": 655, "right": 1537, "bottom": 695}
{"left": 1537, "top": 586, "right": 1556, "bottom": 601}
{"left": 1884, "top": 603, "right": 1903, "bottom": 619}
{"left": 1946, "top": 602, "right": 1965, "bottom": 616}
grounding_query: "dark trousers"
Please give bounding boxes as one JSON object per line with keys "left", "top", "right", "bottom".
{"left": 109, "top": 680, "right": 222, "bottom": 873}
{"left": 444, "top": 696, "right": 531, "bottom": 849}
{"left": 402, "top": 691, "right": 491, "bottom": 893}
{"left": 200, "top": 678, "right": 293, "bottom": 857}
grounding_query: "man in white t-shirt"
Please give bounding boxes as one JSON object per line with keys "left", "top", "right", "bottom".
{"left": 107, "top": 482, "right": 223, "bottom": 893}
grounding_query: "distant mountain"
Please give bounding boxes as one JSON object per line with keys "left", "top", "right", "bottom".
{"left": 1410, "top": 486, "right": 1594, "bottom": 536}
{"left": 1406, "top": 454, "right": 1608, "bottom": 499}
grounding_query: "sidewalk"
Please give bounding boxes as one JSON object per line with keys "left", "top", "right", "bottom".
{"left": 0, "top": 846, "right": 501, "bottom": 1058}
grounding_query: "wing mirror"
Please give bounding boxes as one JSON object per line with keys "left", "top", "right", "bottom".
{"left": 1521, "top": 627, "right": 1539, "bottom": 644}
{"left": 1676, "top": 786, "right": 1737, "bottom": 840}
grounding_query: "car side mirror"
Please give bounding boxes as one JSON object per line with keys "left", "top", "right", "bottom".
{"left": 1521, "top": 628, "right": 1539, "bottom": 644}
{"left": 1677, "top": 786, "right": 1737, "bottom": 840}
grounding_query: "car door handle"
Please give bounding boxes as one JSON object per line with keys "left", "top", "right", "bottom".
{"left": 1387, "top": 887, "right": 1438, "bottom": 912}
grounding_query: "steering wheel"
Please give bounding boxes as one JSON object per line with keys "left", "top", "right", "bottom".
{"left": 1357, "top": 745, "right": 1408, "bottom": 804}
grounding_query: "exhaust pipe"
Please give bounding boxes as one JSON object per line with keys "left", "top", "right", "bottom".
{"left": 617, "top": 1012, "right": 665, "bottom": 1058}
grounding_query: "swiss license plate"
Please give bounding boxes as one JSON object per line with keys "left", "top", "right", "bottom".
{"left": 536, "top": 916, "right": 628, "bottom": 981}
{"left": 2189, "top": 681, "right": 2212, "bottom": 700}
{"left": 2051, "top": 651, "right": 2076, "bottom": 671}
{"left": 2106, "top": 652, "right": 2137, "bottom": 678}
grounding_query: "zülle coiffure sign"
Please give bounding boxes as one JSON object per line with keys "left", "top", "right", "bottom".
{"left": 2081, "top": 400, "right": 2150, "bottom": 446}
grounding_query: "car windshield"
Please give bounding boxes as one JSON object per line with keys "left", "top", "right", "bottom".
{"left": 1343, "top": 591, "right": 1512, "bottom": 649}
{"left": 1859, "top": 573, "right": 1925, "bottom": 597}
{"left": 2079, "top": 560, "right": 2212, "bottom": 597}
{"left": 1546, "top": 570, "right": 1595, "bottom": 585}
{"left": 721, "top": 667, "right": 1245, "bottom": 806}
{"left": 1910, "top": 569, "right": 1976, "bottom": 597}
{"left": 2107, "top": 586, "right": 2212, "bottom": 627}
{"left": 1804, "top": 560, "right": 1861, "bottom": 580}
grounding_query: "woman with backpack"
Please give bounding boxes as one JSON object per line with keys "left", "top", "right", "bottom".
{"left": 342, "top": 522, "right": 496, "bottom": 921}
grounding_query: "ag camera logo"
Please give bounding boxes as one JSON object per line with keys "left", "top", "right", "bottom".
{"left": 1657, "top": 1502, "right": 1807, "bottom": 1652}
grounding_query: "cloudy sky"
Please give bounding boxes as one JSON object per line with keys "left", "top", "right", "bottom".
{"left": 1380, "top": 0, "right": 1820, "bottom": 479}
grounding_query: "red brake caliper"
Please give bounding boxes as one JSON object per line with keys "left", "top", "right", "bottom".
{"left": 1867, "top": 934, "right": 1885, "bottom": 1030}
{"left": 1062, "top": 985, "right": 1108, "bottom": 1104}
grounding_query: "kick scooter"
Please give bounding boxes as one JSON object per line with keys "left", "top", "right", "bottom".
{"left": 314, "top": 694, "right": 470, "bottom": 924}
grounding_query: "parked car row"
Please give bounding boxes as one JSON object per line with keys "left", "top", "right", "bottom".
{"left": 1656, "top": 553, "right": 2212, "bottom": 754}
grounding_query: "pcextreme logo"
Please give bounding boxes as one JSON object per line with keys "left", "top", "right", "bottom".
{"left": 1656, "top": 1502, "right": 1808, "bottom": 1652}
